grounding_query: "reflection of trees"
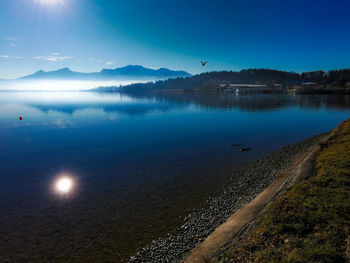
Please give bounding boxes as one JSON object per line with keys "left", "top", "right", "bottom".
{"left": 294, "top": 94, "right": 350, "bottom": 111}
{"left": 126, "top": 93, "right": 350, "bottom": 113}
{"left": 156, "top": 93, "right": 293, "bottom": 112}
{"left": 31, "top": 93, "right": 350, "bottom": 116}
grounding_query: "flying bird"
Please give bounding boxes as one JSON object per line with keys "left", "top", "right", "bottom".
{"left": 201, "top": 61, "right": 207, "bottom": 66}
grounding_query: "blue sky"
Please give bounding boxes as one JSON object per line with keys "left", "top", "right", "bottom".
{"left": 0, "top": 0, "right": 350, "bottom": 79}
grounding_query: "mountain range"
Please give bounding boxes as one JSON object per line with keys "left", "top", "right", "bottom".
{"left": 18, "top": 65, "right": 191, "bottom": 80}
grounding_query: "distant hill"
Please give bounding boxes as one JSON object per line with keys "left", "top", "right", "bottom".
{"left": 105, "top": 68, "right": 350, "bottom": 94}
{"left": 21, "top": 68, "right": 90, "bottom": 79}
{"left": 19, "top": 65, "right": 192, "bottom": 80}
{"left": 100, "top": 65, "right": 190, "bottom": 78}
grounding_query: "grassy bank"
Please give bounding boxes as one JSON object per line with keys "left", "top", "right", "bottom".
{"left": 219, "top": 119, "right": 350, "bottom": 263}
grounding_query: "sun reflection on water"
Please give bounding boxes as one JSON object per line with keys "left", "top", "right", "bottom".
{"left": 54, "top": 175, "right": 75, "bottom": 195}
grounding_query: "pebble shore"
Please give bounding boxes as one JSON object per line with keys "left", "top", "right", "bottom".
{"left": 128, "top": 133, "right": 328, "bottom": 263}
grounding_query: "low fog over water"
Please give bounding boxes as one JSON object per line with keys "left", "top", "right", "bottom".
{"left": 0, "top": 79, "right": 150, "bottom": 91}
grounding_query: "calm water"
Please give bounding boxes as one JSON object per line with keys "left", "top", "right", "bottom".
{"left": 0, "top": 91, "right": 349, "bottom": 262}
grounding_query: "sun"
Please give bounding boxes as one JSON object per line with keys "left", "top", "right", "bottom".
{"left": 36, "top": 0, "right": 65, "bottom": 5}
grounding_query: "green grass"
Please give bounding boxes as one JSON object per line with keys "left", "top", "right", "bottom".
{"left": 219, "top": 119, "right": 350, "bottom": 263}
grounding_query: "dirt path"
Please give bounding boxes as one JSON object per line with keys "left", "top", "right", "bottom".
{"left": 183, "top": 144, "right": 321, "bottom": 263}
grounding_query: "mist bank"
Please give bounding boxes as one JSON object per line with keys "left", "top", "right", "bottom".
{"left": 0, "top": 65, "right": 192, "bottom": 91}
{"left": 0, "top": 79, "right": 153, "bottom": 91}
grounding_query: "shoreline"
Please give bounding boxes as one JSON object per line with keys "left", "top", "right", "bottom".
{"left": 129, "top": 132, "right": 329, "bottom": 262}
{"left": 216, "top": 118, "right": 350, "bottom": 262}
{"left": 185, "top": 143, "right": 323, "bottom": 262}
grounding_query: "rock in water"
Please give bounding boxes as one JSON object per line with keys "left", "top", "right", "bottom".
{"left": 240, "top": 147, "right": 251, "bottom": 151}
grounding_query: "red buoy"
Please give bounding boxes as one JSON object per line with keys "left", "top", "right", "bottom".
{"left": 19, "top": 116, "right": 22, "bottom": 120}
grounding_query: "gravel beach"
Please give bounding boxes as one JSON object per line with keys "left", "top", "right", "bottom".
{"left": 128, "top": 132, "right": 329, "bottom": 263}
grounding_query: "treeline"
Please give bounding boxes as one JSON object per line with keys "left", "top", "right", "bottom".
{"left": 108, "top": 68, "right": 350, "bottom": 93}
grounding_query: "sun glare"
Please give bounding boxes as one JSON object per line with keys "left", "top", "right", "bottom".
{"left": 36, "top": 0, "right": 65, "bottom": 5}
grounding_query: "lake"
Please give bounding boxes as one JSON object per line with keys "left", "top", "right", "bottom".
{"left": 0, "top": 91, "right": 349, "bottom": 262}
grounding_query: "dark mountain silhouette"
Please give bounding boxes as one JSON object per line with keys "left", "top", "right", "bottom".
{"left": 22, "top": 68, "right": 90, "bottom": 79}
{"left": 107, "top": 68, "right": 350, "bottom": 94}
{"left": 20, "top": 65, "right": 191, "bottom": 80}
